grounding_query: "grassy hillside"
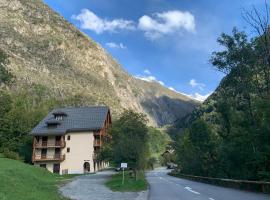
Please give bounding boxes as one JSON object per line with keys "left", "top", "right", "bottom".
{"left": 0, "top": 157, "right": 69, "bottom": 200}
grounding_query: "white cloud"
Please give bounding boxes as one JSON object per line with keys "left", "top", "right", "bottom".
{"left": 135, "top": 75, "right": 164, "bottom": 86}
{"left": 189, "top": 92, "right": 212, "bottom": 102}
{"left": 143, "top": 69, "right": 151, "bottom": 75}
{"left": 168, "top": 87, "right": 177, "bottom": 92}
{"left": 72, "top": 9, "right": 135, "bottom": 34}
{"left": 168, "top": 87, "right": 192, "bottom": 98}
{"left": 106, "top": 42, "right": 126, "bottom": 49}
{"left": 169, "top": 86, "right": 212, "bottom": 102}
{"left": 138, "top": 10, "right": 195, "bottom": 40}
{"left": 189, "top": 79, "right": 205, "bottom": 91}
{"left": 136, "top": 75, "right": 211, "bottom": 102}
{"left": 72, "top": 9, "right": 195, "bottom": 40}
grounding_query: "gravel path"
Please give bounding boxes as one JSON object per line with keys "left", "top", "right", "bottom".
{"left": 59, "top": 170, "right": 148, "bottom": 200}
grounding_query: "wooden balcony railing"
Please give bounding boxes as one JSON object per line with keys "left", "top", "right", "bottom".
{"left": 94, "top": 131, "right": 100, "bottom": 136}
{"left": 94, "top": 140, "right": 101, "bottom": 146}
{"left": 92, "top": 153, "right": 97, "bottom": 160}
{"left": 32, "top": 154, "right": 65, "bottom": 162}
{"left": 35, "top": 140, "right": 66, "bottom": 148}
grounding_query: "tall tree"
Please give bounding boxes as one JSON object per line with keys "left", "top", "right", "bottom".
{"left": 105, "top": 110, "right": 149, "bottom": 180}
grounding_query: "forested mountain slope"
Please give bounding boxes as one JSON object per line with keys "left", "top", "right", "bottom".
{"left": 171, "top": 27, "right": 270, "bottom": 181}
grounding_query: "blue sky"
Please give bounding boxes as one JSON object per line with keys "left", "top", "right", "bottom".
{"left": 44, "top": 0, "right": 265, "bottom": 101}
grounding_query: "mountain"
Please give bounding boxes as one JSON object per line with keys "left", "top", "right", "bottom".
{"left": 0, "top": 0, "right": 199, "bottom": 126}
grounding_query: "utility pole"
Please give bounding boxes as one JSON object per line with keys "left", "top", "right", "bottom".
{"left": 122, "top": 167, "right": 125, "bottom": 185}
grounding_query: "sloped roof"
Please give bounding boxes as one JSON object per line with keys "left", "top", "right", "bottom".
{"left": 30, "top": 106, "right": 110, "bottom": 136}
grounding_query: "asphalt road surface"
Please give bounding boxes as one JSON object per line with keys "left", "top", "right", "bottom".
{"left": 146, "top": 168, "right": 270, "bottom": 200}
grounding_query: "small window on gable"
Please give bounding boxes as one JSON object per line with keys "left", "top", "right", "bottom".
{"left": 67, "top": 135, "right": 70, "bottom": 140}
{"left": 67, "top": 147, "right": 70, "bottom": 153}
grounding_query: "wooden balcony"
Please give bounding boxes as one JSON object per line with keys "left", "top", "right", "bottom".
{"left": 32, "top": 154, "right": 65, "bottom": 162}
{"left": 94, "top": 131, "right": 100, "bottom": 136}
{"left": 94, "top": 140, "right": 101, "bottom": 147}
{"left": 92, "top": 153, "right": 97, "bottom": 160}
{"left": 35, "top": 140, "right": 66, "bottom": 148}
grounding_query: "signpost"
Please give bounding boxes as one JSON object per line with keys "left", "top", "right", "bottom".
{"left": 121, "top": 163, "right": 128, "bottom": 185}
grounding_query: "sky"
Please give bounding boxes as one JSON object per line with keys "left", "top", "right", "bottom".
{"left": 44, "top": 0, "right": 266, "bottom": 101}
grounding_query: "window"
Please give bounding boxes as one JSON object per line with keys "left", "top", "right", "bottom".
{"left": 55, "top": 115, "right": 63, "bottom": 120}
{"left": 67, "top": 147, "right": 70, "bottom": 153}
{"left": 40, "top": 164, "right": 46, "bottom": 168}
{"left": 67, "top": 135, "right": 70, "bottom": 140}
{"left": 41, "top": 149, "right": 47, "bottom": 158}
{"left": 47, "top": 124, "right": 57, "bottom": 129}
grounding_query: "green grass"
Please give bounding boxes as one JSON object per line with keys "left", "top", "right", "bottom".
{"left": 0, "top": 157, "right": 74, "bottom": 200}
{"left": 105, "top": 171, "right": 148, "bottom": 192}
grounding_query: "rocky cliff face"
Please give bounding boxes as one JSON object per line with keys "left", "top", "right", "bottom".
{"left": 0, "top": 0, "right": 199, "bottom": 126}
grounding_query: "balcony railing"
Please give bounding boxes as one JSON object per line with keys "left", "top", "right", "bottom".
{"left": 94, "top": 140, "right": 101, "bottom": 146}
{"left": 94, "top": 131, "right": 100, "bottom": 136}
{"left": 32, "top": 153, "right": 65, "bottom": 162}
{"left": 35, "top": 140, "right": 66, "bottom": 148}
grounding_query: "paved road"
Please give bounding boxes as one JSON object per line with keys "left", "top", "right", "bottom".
{"left": 59, "top": 170, "right": 148, "bottom": 200}
{"left": 146, "top": 168, "right": 270, "bottom": 200}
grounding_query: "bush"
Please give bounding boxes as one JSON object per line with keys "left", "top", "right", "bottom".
{"left": 3, "top": 149, "right": 22, "bottom": 161}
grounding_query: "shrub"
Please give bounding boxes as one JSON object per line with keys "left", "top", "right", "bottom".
{"left": 3, "top": 149, "right": 22, "bottom": 161}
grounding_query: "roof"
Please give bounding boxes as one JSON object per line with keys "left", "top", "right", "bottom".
{"left": 30, "top": 106, "right": 110, "bottom": 136}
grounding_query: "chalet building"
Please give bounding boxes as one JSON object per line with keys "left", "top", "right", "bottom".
{"left": 30, "top": 106, "right": 111, "bottom": 174}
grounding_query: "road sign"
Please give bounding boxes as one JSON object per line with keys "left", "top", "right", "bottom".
{"left": 121, "top": 163, "right": 127, "bottom": 168}
{"left": 121, "top": 163, "right": 127, "bottom": 185}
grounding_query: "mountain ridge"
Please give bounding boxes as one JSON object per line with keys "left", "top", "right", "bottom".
{"left": 0, "top": 0, "right": 199, "bottom": 126}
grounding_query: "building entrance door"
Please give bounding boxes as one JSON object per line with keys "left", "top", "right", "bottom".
{"left": 83, "top": 162, "right": 90, "bottom": 173}
{"left": 53, "top": 163, "right": 60, "bottom": 174}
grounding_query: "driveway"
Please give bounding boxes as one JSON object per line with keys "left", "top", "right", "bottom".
{"left": 146, "top": 168, "right": 270, "bottom": 200}
{"left": 59, "top": 170, "right": 148, "bottom": 200}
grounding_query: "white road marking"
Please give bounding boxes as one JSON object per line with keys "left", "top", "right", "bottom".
{"left": 184, "top": 187, "right": 201, "bottom": 195}
{"left": 209, "top": 198, "right": 215, "bottom": 200}
{"left": 157, "top": 176, "right": 174, "bottom": 184}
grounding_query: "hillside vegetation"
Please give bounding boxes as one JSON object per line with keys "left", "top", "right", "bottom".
{"left": 0, "top": 157, "right": 69, "bottom": 200}
{"left": 171, "top": 8, "right": 270, "bottom": 182}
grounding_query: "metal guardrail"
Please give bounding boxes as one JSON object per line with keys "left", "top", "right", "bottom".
{"left": 169, "top": 171, "right": 270, "bottom": 193}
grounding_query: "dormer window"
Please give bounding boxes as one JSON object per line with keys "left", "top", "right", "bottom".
{"left": 55, "top": 115, "right": 63, "bottom": 120}
{"left": 46, "top": 119, "right": 60, "bottom": 128}
{"left": 52, "top": 110, "right": 67, "bottom": 121}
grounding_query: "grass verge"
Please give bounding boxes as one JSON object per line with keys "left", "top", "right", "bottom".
{"left": 0, "top": 157, "right": 77, "bottom": 200}
{"left": 105, "top": 171, "right": 148, "bottom": 192}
